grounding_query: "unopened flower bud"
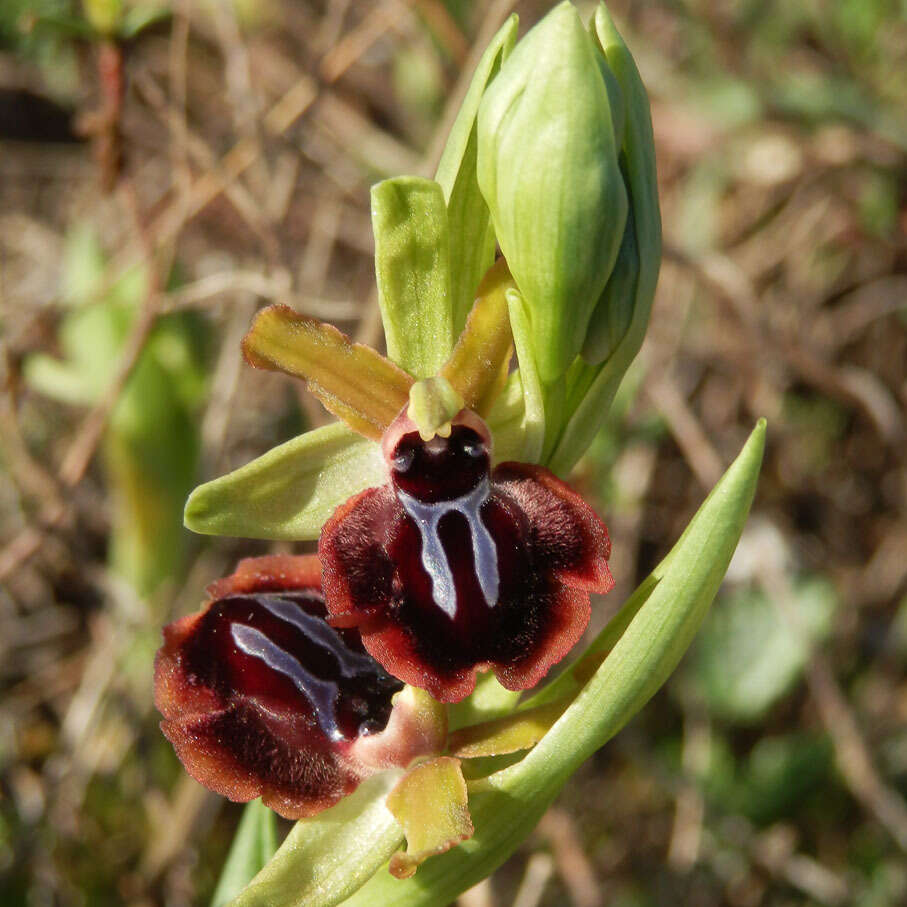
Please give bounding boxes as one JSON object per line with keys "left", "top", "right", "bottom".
{"left": 477, "top": 1, "right": 628, "bottom": 384}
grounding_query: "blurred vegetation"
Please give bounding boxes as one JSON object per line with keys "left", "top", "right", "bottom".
{"left": 0, "top": 1, "right": 905, "bottom": 905}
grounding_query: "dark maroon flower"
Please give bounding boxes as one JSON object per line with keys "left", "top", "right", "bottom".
{"left": 154, "top": 554, "right": 446, "bottom": 819}
{"left": 320, "top": 410, "right": 613, "bottom": 703}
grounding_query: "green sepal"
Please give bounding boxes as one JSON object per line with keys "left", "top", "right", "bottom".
{"left": 341, "top": 420, "right": 765, "bottom": 906}
{"left": 386, "top": 758, "right": 474, "bottom": 879}
{"left": 230, "top": 773, "right": 404, "bottom": 907}
{"left": 183, "top": 423, "right": 384, "bottom": 541}
{"left": 372, "top": 177, "right": 455, "bottom": 378}
{"left": 210, "top": 800, "right": 278, "bottom": 907}
{"left": 435, "top": 16, "right": 518, "bottom": 334}
{"left": 547, "top": 3, "right": 662, "bottom": 475}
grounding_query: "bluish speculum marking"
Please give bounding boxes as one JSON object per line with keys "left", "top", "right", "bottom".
{"left": 231, "top": 622, "right": 344, "bottom": 741}
{"left": 258, "top": 596, "right": 380, "bottom": 678}
{"left": 397, "top": 477, "right": 500, "bottom": 618}
{"left": 184, "top": 590, "right": 402, "bottom": 742}
{"left": 388, "top": 423, "right": 501, "bottom": 619}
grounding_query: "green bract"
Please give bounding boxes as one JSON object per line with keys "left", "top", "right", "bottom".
{"left": 477, "top": 1, "right": 629, "bottom": 386}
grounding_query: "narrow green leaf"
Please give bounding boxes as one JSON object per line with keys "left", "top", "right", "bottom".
{"left": 435, "top": 16, "right": 518, "bottom": 333}
{"left": 184, "top": 423, "right": 384, "bottom": 541}
{"left": 211, "top": 800, "right": 278, "bottom": 907}
{"left": 341, "top": 420, "right": 765, "bottom": 907}
{"left": 372, "top": 177, "right": 455, "bottom": 378}
{"left": 231, "top": 773, "right": 404, "bottom": 907}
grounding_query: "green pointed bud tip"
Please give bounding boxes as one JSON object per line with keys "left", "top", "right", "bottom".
{"left": 407, "top": 377, "right": 465, "bottom": 441}
{"left": 477, "top": 1, "right": 629, "bottom": 384}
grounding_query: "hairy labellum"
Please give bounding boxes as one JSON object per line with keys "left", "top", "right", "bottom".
{"left": 320, "top": 410, "right": 613, "bottom": 702}
{"left": 155, "top": 554, "right": 445, "bottom": 818}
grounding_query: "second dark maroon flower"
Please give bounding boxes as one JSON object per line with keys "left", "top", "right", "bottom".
{"left": 155, "top": 554, "right": 445, "bottom": 818}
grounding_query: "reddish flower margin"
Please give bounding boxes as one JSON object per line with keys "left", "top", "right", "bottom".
{"left": 320, "top": 410, "right": 613, "bottom": 703}
{"left": 155, "top": 554, "right": 445, "bottom": 819}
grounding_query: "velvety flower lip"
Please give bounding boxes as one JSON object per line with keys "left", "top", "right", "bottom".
{"left": 320, "top": 409, "right": 614, "bottom": 703}
{"left": 154, "top": 554, "right": 446, "bottom": 819}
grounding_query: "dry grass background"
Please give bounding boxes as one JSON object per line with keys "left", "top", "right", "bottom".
{"left": 1, "top": 1, "right": 906, "bottom": 904}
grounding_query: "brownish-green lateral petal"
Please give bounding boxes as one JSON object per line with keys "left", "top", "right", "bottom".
{"left": 242, "top": 305, "right": 413, "bottom": 440}
{"left": 440, "top": 258, "right": 514, "bottom": 417}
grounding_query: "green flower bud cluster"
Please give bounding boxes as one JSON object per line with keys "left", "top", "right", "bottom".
{"left": 477, "top": 1, "right": 662, "bottom": 473}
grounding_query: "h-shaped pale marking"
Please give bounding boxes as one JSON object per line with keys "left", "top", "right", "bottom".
{"left": 259, "top": 595, "right": 380, "bottom": 678}
{"left": 231, "top": 623, "right": 345, "bottom": 740}
{"left": 230, "top": 593, "right": 385, "bottom": 742}
{"left": 397, "top": 478, "right": 499, "bottom": 618}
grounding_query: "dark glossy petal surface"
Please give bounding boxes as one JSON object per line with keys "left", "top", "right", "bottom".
{"left": 155, "top": 554, "right": 432, "bottom": 819}
{"left": 320, "top": 412, "right": 613, "bottom": 702}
